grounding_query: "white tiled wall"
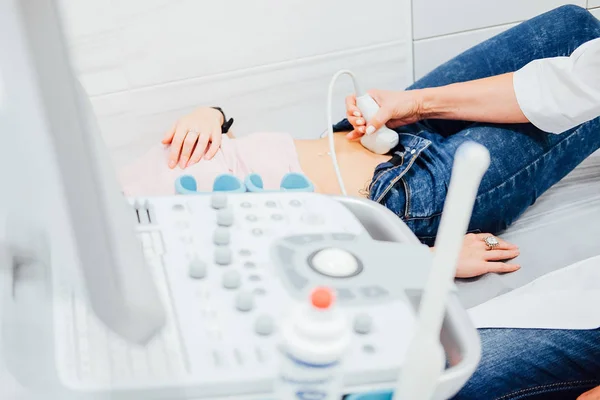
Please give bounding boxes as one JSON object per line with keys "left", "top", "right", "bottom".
{"left": 57, "top": 0, "right": 412, "bottom": 160}
{"left": 413, "top": 23, "right": 516, "bottom": 80}
{"left": 412, "top": 0, "right": 585, "bottom": 40}
{"left": 413, "top": 1, "right": 597, "bottom": 81}
{"left": 589, "top": 0, "right": 600, "bottom": 9}
{"left": 592, "top": 8, "right": 600, "bottom": 17}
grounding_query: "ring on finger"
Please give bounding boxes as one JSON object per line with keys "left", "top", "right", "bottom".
{"left": 483, "top": 235, "right": 499, "bottom": 250}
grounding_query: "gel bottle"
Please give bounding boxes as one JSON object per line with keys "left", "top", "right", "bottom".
{"left": 275, "top": 287, "right": 351, "bottom": 400}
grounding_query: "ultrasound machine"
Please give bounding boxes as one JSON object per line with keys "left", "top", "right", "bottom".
{"left": 0, "top": 0, "right": 484, "bottom": 398}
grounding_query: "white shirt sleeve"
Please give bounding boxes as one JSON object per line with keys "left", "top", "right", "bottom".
{"left": 513, "top": 38, "right": 600, "bottom": 134}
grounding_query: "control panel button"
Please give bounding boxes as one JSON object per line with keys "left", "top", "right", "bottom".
{"left": 309, "top": 248, "right": 362, "bottom": 278}
{"left": 362, "top": 344, "right": 376, "bottom": 354}
{"left": 271, "top": 214, "right": 283, "bottom": 221}
{"left": 252, "top": 228, "right": 263, "bottom": 237}
{"left": 188, "top": 259, "right": 207, "bottom": 279}
{"left": 336, "top": 288, "right": 356, "bottom": 301}
{"left": 235, "top": 291, "right": 254, "bottom": 312}
{"left": 265, "top": 201, "right": 277, "bottom": 208}
{"left": 215, "top": 247, "right": 232, "bottom": 266}
{"left": 289, "top": 200, "right": 302, "bottom": 207}
{"left": 213, "top": 228, "right": 230, "bottom": 246}
{"left": 217, "top": 209, "right": 234, "bottom": 227}
{"left": 360, "top": 286, "right": 389, "bottom": 299}
{"left": 246, "top": 215, "right": 258, "bottom": 222}
{"left": 211, "top": 193, "right": 228, "bottom": 210}
{"left": 254, "top": 315, "right": 275, "bottom": 336}
{"left": 275, "top": 246, "right": 295, "bottom": 264}
{"left": 332, "top": 233, "right": 356, "bottom": 241}
{"left": 285, "top": 234, "right": 324, "bottom": 246}
{"left": 222, "top": 270, "right": 241, "bottom": 289}
{"left": 302, "top": 213, "right": 325, "bottom": 226}
{"left": 241, "top": 202, "right": 252, "bottom": 208}
{"left": 172, "top": 204, "right": 185, "bottom": 212}
{"left": 353, "top": 314, "right": 373, "bottom": 334}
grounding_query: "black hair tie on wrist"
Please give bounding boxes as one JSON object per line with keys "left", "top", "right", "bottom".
{"left": 211, "top": 107, "right": 234, "bottom": 134}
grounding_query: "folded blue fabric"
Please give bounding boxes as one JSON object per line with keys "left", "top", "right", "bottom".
{"left": 175, "top": 174, "right": 246, "bottom": 195}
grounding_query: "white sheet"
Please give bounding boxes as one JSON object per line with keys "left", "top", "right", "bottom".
{"left": 469, "top": 255, "right": 600, "bottom": 329}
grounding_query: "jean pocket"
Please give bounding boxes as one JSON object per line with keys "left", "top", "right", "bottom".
{"left": 375, "top": 176, "right": 410, "bottom": 220}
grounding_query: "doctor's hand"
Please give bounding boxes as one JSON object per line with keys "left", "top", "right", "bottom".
{"left": 345, "top": 89, "right": 423, "bottom": 140}
{"left": 578, "top": 385, "right": 600, "bottom": 399}
{"left": 452, "top": 233, "right": 521, "bottom": 278}
{"left": 162, "top": 107, "right": 224, "bottom": 169}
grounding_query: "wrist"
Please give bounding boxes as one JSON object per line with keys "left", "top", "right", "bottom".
{"left": 418, "top": 87, "right": 454, "bottom": 120}
{"left": 212, "top": 107, "right": 225, "bottom": 125}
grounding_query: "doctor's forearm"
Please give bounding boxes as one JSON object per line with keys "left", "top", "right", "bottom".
{"left": 418, "top": 73, "right": 530, "bottom": 125}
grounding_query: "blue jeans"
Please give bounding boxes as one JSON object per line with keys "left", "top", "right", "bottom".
{"left": 454, "top": 328, "right": 600, "bottom": 400}
{"left": 334, "top": 5, "right": 600, "bottom": 247}
{"left": 334, "top": 4, "right": 600, "bottom": 399}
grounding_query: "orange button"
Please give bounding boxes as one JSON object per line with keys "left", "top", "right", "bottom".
{"left": 311, "top": 287, "right": 334, "bottom": 309}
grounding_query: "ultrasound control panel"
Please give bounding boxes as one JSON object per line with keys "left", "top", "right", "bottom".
{"left": 26, "top": 193, "right": 480, "bottom": 399}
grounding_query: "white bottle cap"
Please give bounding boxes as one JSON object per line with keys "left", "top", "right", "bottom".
{"left": 281, "top": 287, "right": 351, "bottom": 365}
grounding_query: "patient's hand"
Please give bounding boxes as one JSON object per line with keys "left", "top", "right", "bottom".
{"left": 578, "top": 385, "right": 600, "bottom": 399}
{"left": 162, "top": 107, "right": 224, "bottom": 169}
{"left": 453, "top": 233, "right": 520, "bottom": 278}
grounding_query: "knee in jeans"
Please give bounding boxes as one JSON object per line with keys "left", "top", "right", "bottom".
{"left": 554, "top": 4, "right": 598, "bottom": 27}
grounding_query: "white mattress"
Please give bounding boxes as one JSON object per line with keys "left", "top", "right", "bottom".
{"left": 456, "top": 150, "right": 600, "bottom": 308}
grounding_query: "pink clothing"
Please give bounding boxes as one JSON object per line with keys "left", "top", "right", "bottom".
{"left": 118, "top": 132, "right": 303, "bottom": 196}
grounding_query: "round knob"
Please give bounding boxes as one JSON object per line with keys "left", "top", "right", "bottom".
{"left": 213, "top": 227, "right": 230, "bottom": 246}
{"left": 211, "top": 193, "right": 228, "bottom": 210}
{"left": 217, "top": 209, "right": 234, "bottom": 227}
{"left": 309, "top": 248, "right": 362, "bottom": 278}
{"left": 353, "top": 313, "right": 373, "bottom": 334}
{"left": 222, "top": 270, "right": 241, "bottom": 289}
{"left": 236, "top": 291, "right": 254, "bottom": 312}
{"left": 214, "top": 247, "right": 232, "bottom": 265}
{"left": 254, "top": 315, "right": 275, "bottom": 336}
{"left": 188, "top": 258, "right": 207, "bottom": 279}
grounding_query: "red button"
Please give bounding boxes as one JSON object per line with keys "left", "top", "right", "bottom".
{"left": 311, "top": 287, "right": 334, "bottom": 309}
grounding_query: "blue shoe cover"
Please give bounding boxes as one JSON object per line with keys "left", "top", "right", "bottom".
{"left": 175, "top": 174, "right": 246, "bottom": 195}
{"left": 280, "top": 172, "right": 314, "bottom": 192}
{"left": 244, "top": 173, "right": 266, "bottom": 192}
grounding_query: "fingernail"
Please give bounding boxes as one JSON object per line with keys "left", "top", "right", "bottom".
{"left": 353, "top": 111, "right": 361, "bottom": 117}
{"left": 168, "top": 161, "right": 176, "bottom": 168}
{"left": 359, "top": 126, "right": 366, "bottom": 133}
{"left": 366, "top": 126, "right": 376, "bottom": 135}
{"left": 356, "top": 118, "right": 364, "bottom": 125}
